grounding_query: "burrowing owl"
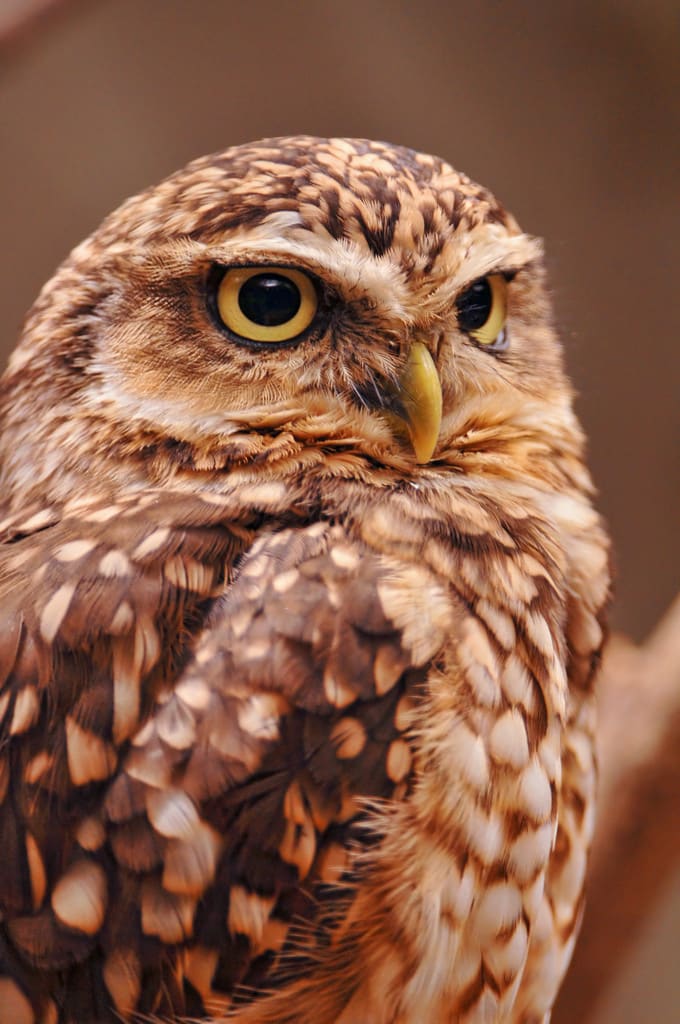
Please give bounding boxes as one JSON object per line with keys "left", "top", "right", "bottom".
{"left": 0, "top": 137, "right": 609, "bottom": 1023}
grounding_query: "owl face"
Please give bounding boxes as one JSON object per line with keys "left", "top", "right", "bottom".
{"left": 0, "top": 137, "right": 580, "bottom": 503}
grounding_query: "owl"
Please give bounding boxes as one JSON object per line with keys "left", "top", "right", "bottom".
{"left": 0, "top": 137, "right": 609, "bottom": 1024}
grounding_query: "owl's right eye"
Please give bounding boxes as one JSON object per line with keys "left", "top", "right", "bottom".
{"left": 214, "top": 266, "right": 318, "bottom": 345}
{"left": 456, "top": 274, "right": 509, "bottom": 351}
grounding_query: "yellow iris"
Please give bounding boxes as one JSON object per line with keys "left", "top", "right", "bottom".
{"left": 216, "top": 266, "right": 318, "bottom": 343}
{"left": 467, "top": 274, "right": 508, "bottom": 347}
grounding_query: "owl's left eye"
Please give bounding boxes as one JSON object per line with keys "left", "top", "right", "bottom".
{"left": 456, "top": 274, "right": 509, "bottom": 351}
{"left": 214, "top": 266, "right": 318, "bottom": 344}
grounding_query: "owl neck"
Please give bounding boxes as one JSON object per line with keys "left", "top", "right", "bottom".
{"left": 0, "top": 409, "right": 589, "bottom": 515}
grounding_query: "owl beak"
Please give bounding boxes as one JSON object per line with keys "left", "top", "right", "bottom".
{"left": 396, "top": 341, "right": 443, "bottom": 463}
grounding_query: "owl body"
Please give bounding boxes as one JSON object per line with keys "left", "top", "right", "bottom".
{"left": 0, "top": 138, "right": 609, "bottom": 1023}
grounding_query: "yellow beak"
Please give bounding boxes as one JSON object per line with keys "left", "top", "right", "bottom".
{"left": 396, "top": 341, "right": 443, "bottom": 463}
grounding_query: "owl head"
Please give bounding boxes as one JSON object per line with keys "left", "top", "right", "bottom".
{"left": 0, "top": 137, "right": 585, "bottom": 507}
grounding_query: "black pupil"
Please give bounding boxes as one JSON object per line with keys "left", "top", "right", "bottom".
{"left": 238, "top": 273, "right": 301, "bottom": 327}
{"left": 456, "top": 278, "right": 492, "bottom": 332}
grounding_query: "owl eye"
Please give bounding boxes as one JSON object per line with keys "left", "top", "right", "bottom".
{"left": 456, "top": 274, "right": 508, "bottom": 351}
{"left": 215, "top": 266, "right": 318, "bottom": 344}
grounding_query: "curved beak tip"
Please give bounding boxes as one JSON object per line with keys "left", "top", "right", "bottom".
{"left": 398, "top": 341, "right": 443, "bottom": 464}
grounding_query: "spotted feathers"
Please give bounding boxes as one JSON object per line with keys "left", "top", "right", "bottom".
{"left": 0, "top": 137, "right": 609, "bottom": 1023}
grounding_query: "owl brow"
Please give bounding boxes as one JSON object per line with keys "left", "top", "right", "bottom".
{"left": 451, "top": 235, "right": 542, "bottom": 291}
{"left": 202, "top": 235, "right": 412, "bottom": 304}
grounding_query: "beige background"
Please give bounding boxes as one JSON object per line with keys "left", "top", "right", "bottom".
{"left": 0, "top": 3, "right": 678, "bottom": 1020}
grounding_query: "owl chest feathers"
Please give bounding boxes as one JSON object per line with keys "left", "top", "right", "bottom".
{"left": 0, "top": 455, "right": 602, "bottom": 1024}
{"left": 310, "top": 481, "right": 569, "bottom": 1022}
{"left": 218, "top": 470, "right": 584, "bottom": 1023}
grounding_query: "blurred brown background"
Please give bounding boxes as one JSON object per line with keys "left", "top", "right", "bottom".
{"left": 0, "top": 2, "right": 678, "bottom": 1021}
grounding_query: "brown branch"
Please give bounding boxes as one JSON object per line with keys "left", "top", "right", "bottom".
{"left": 554, "top": 595, "right": 680, "bottom": 1022}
